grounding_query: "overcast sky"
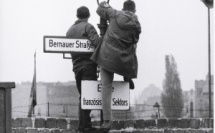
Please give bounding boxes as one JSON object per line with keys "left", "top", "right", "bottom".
{"left": 0, "top": 0, "right": 214, "bottom": 100}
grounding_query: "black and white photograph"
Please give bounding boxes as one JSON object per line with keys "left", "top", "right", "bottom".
{"left": 0, "top": 0, "right": 214, "bottom": 133}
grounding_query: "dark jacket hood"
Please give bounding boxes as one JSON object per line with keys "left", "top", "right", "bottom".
{"left": 116, "top": 11, "right": 141, "bottom": 30}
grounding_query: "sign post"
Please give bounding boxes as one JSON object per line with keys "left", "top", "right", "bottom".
{"left": 96, "top": 0, "right": 110, "bottom": 125}
{"left": 200, "top": 0, "right": 213, "bottom": 118}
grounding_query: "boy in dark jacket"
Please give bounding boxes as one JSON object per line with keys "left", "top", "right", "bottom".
{"left": 91, "top": 0, "right": 141, "bottom": 130}
{"left": 66, "top": 6, "right": 102, "bottom": 133}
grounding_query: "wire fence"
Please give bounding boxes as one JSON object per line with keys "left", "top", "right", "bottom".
{"left": 12, "top": 102, "right": 213, "bottom": 119}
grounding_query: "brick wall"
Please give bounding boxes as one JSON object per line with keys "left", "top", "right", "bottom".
{"left": 12, "top": 118, "right": 213, "bottom": 133}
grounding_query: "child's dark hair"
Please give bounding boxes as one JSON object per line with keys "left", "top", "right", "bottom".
{"left": 77, "top": 6, "right": 90, "bottom": 19}
{"left": 123, "top": 0, "right": 136, "bottom": 12}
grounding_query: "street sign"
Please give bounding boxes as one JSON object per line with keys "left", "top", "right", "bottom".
{"left": 201, "top": 0, "right": 213, "bottom": 8}
{"left": 81, "top": 81, "right": 130, "bottom": 110}
{"left": 43, "top": 36, "right": 95, "bottom": 53}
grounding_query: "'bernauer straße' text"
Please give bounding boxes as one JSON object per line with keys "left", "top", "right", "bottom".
{"left": 49, "top": 39, "right": 93, "bottom": 50}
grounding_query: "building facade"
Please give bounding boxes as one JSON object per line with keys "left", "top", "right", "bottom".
{"left": 12, "top": 81, "right": 79, "bottom": 118}
{"left": 183, "top": 89, "right": 195, "bottom": 118}
{"left": 195, "top": 75, "right": 214, "bottom": 118}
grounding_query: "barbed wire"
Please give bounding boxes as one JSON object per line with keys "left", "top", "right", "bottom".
{"left": 49, "top": 103, "right": 78, "bottom": 106}
{"left": 12, "top": 103, "right": 211, "bottom": 111}
{"left": 12, "top": 103, "right": 48, "bottom": 109}
{"left": 12, "top": 103, "right": 212, "bottom": 119}
{"left": 131, "top": 103, "right": 154, "bottom": 106}
{"left": 12, "top": 110, "right": 78, "bottom": 118}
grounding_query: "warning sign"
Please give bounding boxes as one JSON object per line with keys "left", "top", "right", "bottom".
{"left": 81, "top": 81, "right": 130, "bottom": 110}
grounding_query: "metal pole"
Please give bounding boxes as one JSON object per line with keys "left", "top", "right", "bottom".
{"left": 33, "top": 107, "right": 35, "bottom": 115}
{"left": 126, "top": 111, "right": 127, "bottom": 120}
{"left": 48, "top": 102, "right": 50, "bottom": 117}
{"left": 100, "top": 110, "right": 103, "bottom": 125}
{"left": 98, "top": 17, "right": 108, "bottom": 124}
{"left": 97, "top": 0, "right": 109, "bottom": 125}
{"left": 207, "top": 7, "right": 212, "bottom": 118}
{"left": 158, "top": 107, "right": 160, "bottom": 119}
{"left": 190, "top": 101, "right": 193, "bottom": 118}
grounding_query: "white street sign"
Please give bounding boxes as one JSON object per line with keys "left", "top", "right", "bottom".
{"left": 81, "top": 81, "right": 130, "bottom": 110}
{"left": 43, "top": 36, "right": 95, "bottom": 53}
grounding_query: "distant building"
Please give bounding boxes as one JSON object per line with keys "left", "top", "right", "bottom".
{"left": 12, "top": 81, "right": 79, "bottom": 118}
{"left": 143, "top": 96, "right": 162, "bottom": 119}
{"left": 132, "top": 84, "right": 162, "bottom": 119}
{"left": 135, "top": 84, "right": 161, "bottom": 104}
{"left": 195, "top": 75, "right": 214, "bottom": 118}
{"left": 183, "top": 89, "right": 195, "bottom": 118}
{"left": 131, "top": 96, "right": 162, "bottom": 119}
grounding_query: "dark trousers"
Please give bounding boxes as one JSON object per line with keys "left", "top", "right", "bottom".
{"left": 74, "top": 64, "right": 97, "bottom": 131}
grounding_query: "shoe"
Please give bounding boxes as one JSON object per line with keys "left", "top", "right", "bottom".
{"left": 84, "top": 127, "right": 97, "bottom": 131}
{"left": 77, "top": 127, "right": 97, "bottom": 133}
{"left": 76, "top": 130, "right": 83, "bottom": 133}
{"left": 123, "top": 77, "right": 135, "bottom": 90}
{"left": 99, "top": 120, "right": 111, "bottom": 132}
